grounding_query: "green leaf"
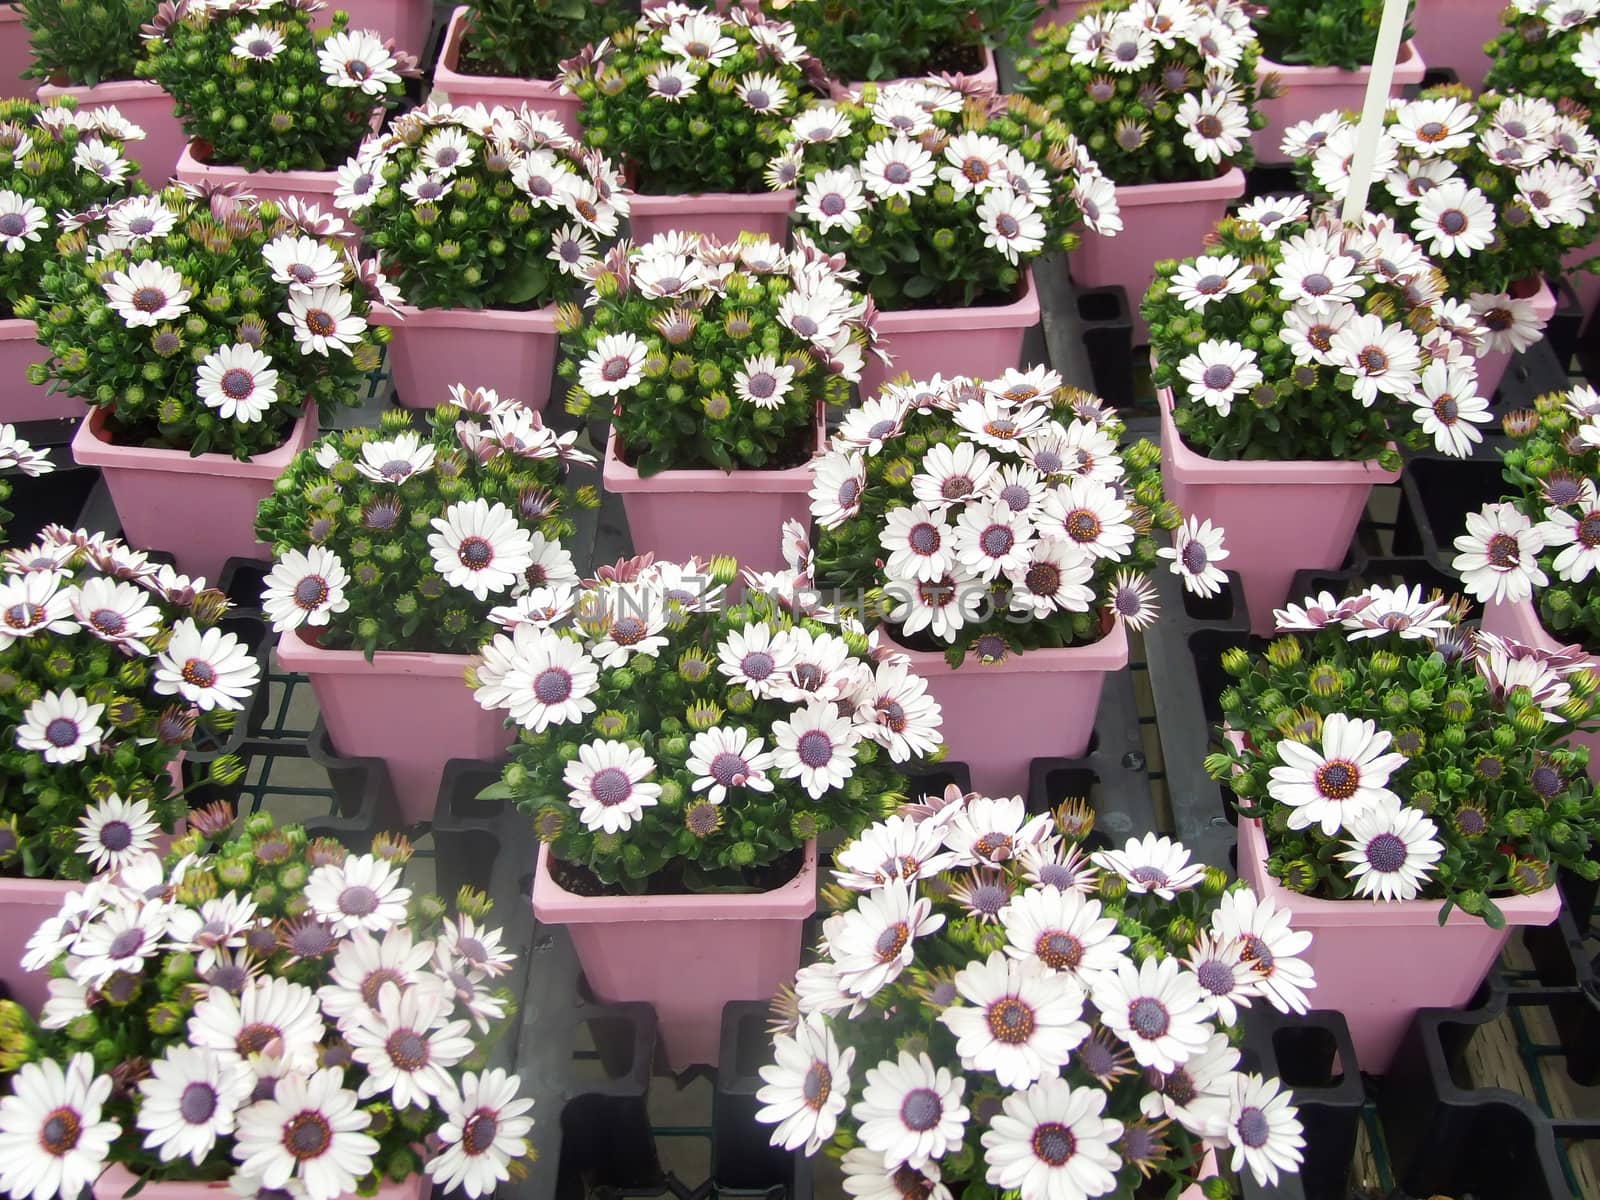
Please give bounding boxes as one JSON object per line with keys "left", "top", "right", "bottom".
{"left": 901, "top": 274, "right": 940, "bottom": 300}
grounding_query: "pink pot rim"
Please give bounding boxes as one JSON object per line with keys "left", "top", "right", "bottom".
{"left": 628, "top": 188, "right": 797, "bottom": 214}
{"left": 0, "top": 876, "right": 79, "bottom": 902}
{"left": 0, "top": 315, "right": 36, "bottom": 345}
{"left": 1104, "top": 166, "right": 1247, "bottom": 209}
{"left": 880, "top": 616, "right": 1130, "bottom": 674}
{"left": 433, "top": 5, "right": 566, "bottom": 97}
{"left": 603, "top": 406, "right": 823, "bottom": 492}
{"left": 1239, "top": 817, "right": 1561, "bottom": 927}
{"left": 1259, "top": 39, "right": 1426, "bottom": 86}
{"left": 72, "top": 401, "right": 318, "bottom": 479}
{"left": 369, "top": 300, "right": 558, "bottom": 333}
{"left": 1488, "top": 593, "right": 1579, "bottom": 657}
{"left": 1158, "top": 387, "right": 1401, "bottom": 484}
{"left": 873, "top": 267, "right": 1039, "bottom": 334}
{"left": 37, "top": 78, "right": 168, "bottom": 102}
{"left": 532, "top": 838, "right": 819, "bottom": 922}
{"left": 0, "top": 7, "right": 21, "bottom": 23}
{"left": 276, "top": 625, "right": 483, "bottom": 680}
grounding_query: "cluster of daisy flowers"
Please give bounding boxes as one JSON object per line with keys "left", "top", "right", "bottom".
{"left": 1289, "top": 89, "right": 1600, "bottom": 327}
{"left": 334, "top": 100, "right": 628, "bottom": 312}
{"left": 561, "top": 230, "right": 875, "bottom": 475}
{"left": 0, "top": 809, "right": 533, "bottom": 1200}
{"left": 1015, "top": 0, "right": 1271, "bottom": 186}
{"left": 0, "top": 526, "right": 259, "bottom": 881}
{"left": 1484, "top": 1, "right": 1600, "bottom": 133}
{"left": 1449, "top": 384, "right": 1600, "bottom": 650}
{"left": 24, "top": 186, "right": 393, "bottom": 459}
{"left": 561, "top": 3, "right": 812, "bottom": 194}
{"left": 805, "top": 370, "right": 1223, "bottom": 661}
{"left": 1209, "top": 582, "right": 1600, "bottom": 926}
{"left": 758, "top": 790, "right": 1314, "bottom": 1197}
{"left": 138, "top": 0, "right": 416, "bottom": 174}
{"left": 472, "top": 555, "right": 936, "bottom": 889}
{"left": 1144, "top": 202, "right": 1487, "bottom": 464}
{"left": 255, "top": 384, "right": 596, "bottom": 658}
{"left": 771, "top": 76, "right": 1118, "bottom": 310}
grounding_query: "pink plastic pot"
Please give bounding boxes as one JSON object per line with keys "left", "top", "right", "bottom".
{"left": 372, "top": 301, "right": 559, "bottom": 412}
{"left": 850, "top": 46, "right": 1000, "bottom": 93}
{"left": 313, "top": 0, "right": 435, "bottom": 62}
{"left": 1476, "top": 279, "right": 1557, "bottom": 401}
{"left": 0, "top": 7, "right": 32, "bottom": 102}
{"left": 1068, "top": 168, "right": 1245, "bottom": 344}
{"left": 881, "top": 620, "right": 1128, "bottom": 798}
{"left": 1158, "top": 389, "right": 1399, "bottom": 637}
{"left": 431, "top": 6, "right": 582, "bottom": 136}
{"left": 1481, "top": 593, "right": 1600, "bottom": 782}
{"left": 37, "top": 78, "right": 185, "bottom": 187}
{"left": 276, "top": 627, "right": 514, "bottom": 826}
{"left": 176, "top": 141, "right": 343, "bottom": 212}
{"left": 602, "top": 413, "right": 820, "bottom": 580}
{"left": 532, "top": 839, "right": 818, "bottom": 1069}
{"left": 628, "top": 188, "right": 795, "bottom": 245}
{"left": 0, "top": 877, "right": 78, "bottom": 1015}
{"left": 855, "top": 269, "right": 1039, "bottom": 405}
{"left": 1256, "top": 41, "right": 1426, "bottom": 166}
{"left": 1563, "top": 237, "right": 1600, "bottom": 322}
{"left": 1238, "top": 818, "right": 1561, "bottom": 1073}
{"left": 72, "top": 402, "right": 319, "bottom": 581}
{"left": 1412, "top": 0, "right": 1502, "bottom": 93}
{"left": 1032, "top": 0, "right": 1097, "bottom": 36}
{"left": 95, "top": 1165, "right": 431, "bottom": 1200}
{"left": 0, "top": 316, "right": 80, "bottom": 424}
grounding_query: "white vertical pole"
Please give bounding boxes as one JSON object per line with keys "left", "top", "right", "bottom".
{"left": 1339, "top": 0, "right": 1411, "bottom": 224}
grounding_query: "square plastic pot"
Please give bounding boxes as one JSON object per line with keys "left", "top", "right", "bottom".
{"left": 36, "top": 78, "right": 185, "bottom": 187}
{"left": 1476, "top": 278, "right": 1557, "bottom": 400}
{"left": 313, "top": 0, "right": 435, "bottom": 63}
{"left": 1255, "top": 40, "right": 1427, "bottom": 166}
{"left": 531, "top": 839, "right": 818, "bottom": 1070}
{"left": 849, "top": 45, "right": 999, "bottom": 92}
{"left": 1562, "top": 237, "right": 1600, "bottom": 320}
{"left": 1481, "top": 592, "right": 1600, "bottom": 781}
{"left": 431, "top": 5, "right": 581, "bottom": 136}
{"left": 71, "top": 402, "right": 319, "bottom": 580}
{"left": 176, "top": 141, "right": 345, "bottom": 212}
{"left": 880, "top": 620, "right": 1128, "bottom": 799}
{"left": 371, "top": 301, "right": 559, "bottom": 412}
{"left": 1411, "top": 0, "right": 1502, "bottom": 93}
{"left": 1237, "top": 817, "right": 1561, "bottom": 1074}
{"left": 0, "top": 7, "right": 32, "bottom": 102}
{"left": 0, "top": 877, "right": 78, "bottom": 1014}
{"left": 855, "top": 268, "right": 1039, "bottom": 405}
{"left": 1157, "top": 388, "right": 1399, "bottom": 637}
{"left": 602, "top": 411, "right": 820, "bottom": 580}
{"left": 627, "top": 187, "right": 795, "bottom": 245}
{"left": 1068, "top": 168, "right": 1245, "bottom": 344}
{"left": 276, "top": 627, "right": 515, "bottom": 827}
{"left": 94, "top": 1165, "right": 432, "bottom": 1200}
{"left": 0, "top": 316, "right": 78, "bottom": 424}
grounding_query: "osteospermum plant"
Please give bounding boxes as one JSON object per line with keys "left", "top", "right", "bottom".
{"left": 562, "top": 230, "right": 875, "bottom": 475}
{"left": 0, "top": 808, "right": 535, "bottom": 1200}
{"left": 473, "top": 555, "right": 939, "bottom": 891}
{"left": 1208, "top": 582, "right": 1600, "bottom": 927}
{"left": 1014, "top": 0, "right": 1272, "bottom": 187}
{"left": 453, "top": 0, "right": 630, "bottom": 82}
{"left": 0, "top": 99, "right": 146, "bottom": 318}
{"left": 1484, "top": 0, "right": 1600, "bottom": 132}
{"left": 1144, "top": 203, "right": 1485, "bottom": 464}
{"left": 255, "top": 387, "right": 597, "bottom": 659}
{"left": 1250, "top": 0, "right": 1413, "bottom": 70}
{"left": 765, "top": 0, "right": 1039, "bottom": 83}
{"left": 21, "top": 0, "right": 158, "bottom": 87}
{"left": 0, "top": 526, "right": 259, "bottom": 881}
{"left": 771, "top": 79, "right": 1115, "bottom": 310}
{"left": 22, "top": 187, "right": 393, "bottom": 459}
{"left": 561, "top": 4, "right": 814, "bottom": 195}
{"left": 137, "top": 0, "right": 417, "bottom": 173}
{"left": 807, "top": 370, "right": 1224, "bottom": 665}
{"left": 758, "top": 791, "right": 1314, "bottom": 1196}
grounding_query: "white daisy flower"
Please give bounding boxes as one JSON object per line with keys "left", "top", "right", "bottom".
{"left": 263, "top": 233, "right": 344, "bottom": 293}
{"left": 1271, "top": 245, "right": 1363, "bottom": 305}
{"left": 838, "top": 393, "right": 909, "bottom": 456}
{"left": 999, "top": 883, "right": 1129, "bottom": 984}
{"left": 261, "top": 546, "right": 350, "bottom": 633}
{"left": 1411, "top": 359, "right": 1488, "bottom": 458}
{"left": 1282, "top": 301, "right": 1354, "bottom": 367}
{"left": 1073, "top": 173, "right": 1122, "bottom": 235}
{"left": 855, "top": 659, "right": 943, "bottom": 763}
{"left": 1176, "top": 90, "right": 1250, "bottom": 165}
{"left": 861, "top": 135, "right": 936, "bottom": 201}
{"left": 1330, "top": 313, "right": 1422, "bottom": 406}
{"left": 986, "top": 463, "right": 1047, "bottom": 514}
{"left": 502, "top": 627, "right": 599, "bottom": 732}
{"left": 346, "top": 981, "right": 476, "bottom": 1109}
{"left": 104, "top": 260, "right": 191, "bottom": 328}
{"left": 775, "top": 627, "right": 856, "bottom": 705}
{"left": 317, "top": 926, "right": 435, "bottom": 1024}
{"left": 833, "top": 815, "right": 958, "bottom": 892}
{"left": 548, "top": 221, "right": 598, "bottom": 277}
{"left": 577, "top": 331, "right": 648, "bottom": 397}
{"left": 136, "top": 1045, "right": 253, "bottom": 1166}
{"left": 73, "top": 138, "right": 129, "bottom": 184}
{"left": 154, "top": 620, "right": 259, "bottom": 712}
{"left": 319, "top": 30, "right": 402, "bottom": 95}
{"left": 871, "top": 91, "right": 935, "bottom": 135}
{"left": 1183, "top": 930, "right": 1259, "bottom": 1027}
{"left": 1224, "top": 1073, "right": 1305, "bottom": 1188}
{"left": 1040, "top": 477, "right": 1135, "bottom": 561}
{"left": 1469, "top": 290, "right": 1546, "bottom": 356}
{"left": 645, "top": 60, "right": 699, "bottom": 102}
{"left": 400, "top": 168, "right": 453, "bottom": 207}
{"left": 687, "top": 725, "right": 775, "bottom": 803}
{"left": 789, "top": 104, "right": 851, "bottom": 145}
{"left": 563, "top": 739, "right": 661, "bottom": 833}
{"left": 70, "top": 575, "right": 160, "bottom": 653}
{"left": 954, "top": 497, "right": 1035, "bottom": 581}
{"left": 1170, "top": 253, "right": 1255, "bottom": 310}
{"left": 1234, "top": 195, "right": 1309, "bottom": 239}
{"left": 1139, "top": 1029, "right": 1237, "bottom": 1137}
{"left": 737, "top": 71, "right": 790, "bottom": 114}
{"left": 939, "top": 951, "right": 1089, "bottom": 1088}
{"left": 980, "top": 1077, "right": 1124, "bottom": 1200}
{"left": 305, "top": 853, "right": 411, "bottom": 936}
{"left": 334, "top": 157, "right": 383, "bottom": 212}
{"left": 1007, "top": 539, "right": 1095, "bottom": 619}
{"left": 840, "top": 1149, "right": 950, "bottom": 1200}
{"left": 773, "top": 701, "right": 860, "bottom": 799}
{"left": 1517, "top": 159, "right": 1593, "bottom": 228}
{"left": 1385, "top": 156, "right": 1457, "bottom": 206}
{"left": 810, "top": 450, "right": 867, "bottom": 530}
{"left": 232, "top": 1068, "right": 379, "bottom": 1200}
{"left": 196, "top": 342, "right": 279, "bottom": 422}
{"left": 1091, "top": 832, "right": 1207, "bottom": 899}
{"left": 715, "top": 622, "right": 796, "bottom": 699}
{"left": 939, "top": 133, "right": 1009, "bottom": 198}
{"left": 885, "top": 567, "right": 984, "bottom": 643}
{"left": 797, "top": 167, "right": 866, "bottom": 234}
{"left": 0, "top": 1054, "right": 119, "bottom": 1200}
{"left": 1268, "top": 711, "right": 1406, "bottom": 837}
{"left": 164, "top": 892, "right": 261, "bottom": 971}
{"left": 661, "top": 13, "right": 737, "bottom": 63}
{"left": 426, "top": 1069, "right": 535, "bottom": 1199}
{"left": 826, "top": 878, "right": 944, "bottom": 1000}
{"left": 852, "top": 1051, "right": 969, "bottom": 1171}
{"left": 427, "top": 498, "right": 535, "bottom": 602}
{"left": 1310, "top": 124, "right": 1398, "bottom": 195}
{"left": 420, "top": 126, "right": 474, "bottom": 176}
{"left": 1177, "top": 338, "right": 1262, "bottom": 415}
{"left": 1392, "top": 96, "right": 1477, "bottom": 155}
{"left": 0, "top": 190, "right": 45, "bottom": 253}
{"left": 587, "top": 590, "right": 669, "bottom": 667}
{"left": 73, "top": 897, "right": 171, "bottom": 984}
{"left": 76, "top": 794, "right": 158, "bottom": 872}
{"left": 1337, "top": 794, "right": 1444, "bottom": 902}
{"left": 776, "top": 289, "right": 846, "bottom": 344}
{"left": 1103, "top": 568, "right": 1160, "bottom": 631}
{"left": 280, "top": 286, "right": 366, "bottom": 356}
{"left": 232, "top": 23, "right": 284, "bottom": 61}
{"left": 1414, "top": 178, "right": 1496, "bottom": 257}
{"left": 734, "top": 353, "right": 796, "bottom": 410}
{"left": 1539, "top": 480, "right": 1600, "bottom": 582}
{"left": 1101, "top": 18, "right": 1156, "bottom": 71}
{"left": 941, "top": 794, "right": 1052, "bottom": 866}
{"left": 1341, "top": 582, "right": 1453, "bottom": 642}
{"left": 977, "top": 188, "right": 1046, "bottom": 264}
{"left": 756, "top": 1014, "right": 855, "bottom": 1155}
{"left": 1092, "top": 954, "right": 1212, "bottom": 1073}
{"left": 1452, "top": 501, "right": 1549, "bottom": 605}
{"left": 16, "top": 687, "right": 104, "bottom": 764}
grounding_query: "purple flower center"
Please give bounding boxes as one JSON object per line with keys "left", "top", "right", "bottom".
{"left": 874, "top": 921, "right": 909, "bottom": 960}
{"left": 746, "top": 372, "right": 777, "bottom": 399}
{"left": 0, "top": 213, "right": 25, "bottom": 237}
{"left": 589, "top": 766, "right": 633, "bottom": 807}
{"left": 1180, "top": 541, "right": 1209, "bottom": 574}
{"left": 791, "top": 314, "right": 818, "bottom": 337}
{"left": 1131, "top": 865, "right": 1169, "bottom": 889}
{"left": 179, "top": 1082, "right": 217, "bottom": 1125}
{"left": 709, "top": 751, "right": 749, "bottom": 788}
{"left": 820, "top": 193, "right": 846, "bottom": 216}
{"left": 386, "top": 1029, "right": 430, "bottom": 1070}
{"left": 795, "top": 729, "right": 834, "bottom": 769}
{"left": 1037, "top": 930, "right": 1083, "bottom": 970}
{"left": 5, "top": 601, "right": 41, "bottom": 628}
{"left": 132, "top": 287, "right": 167, "bottom": 313}
{"left": 221, "top": 368, "right": 255, "bottom": 401}
{"left": 39, "top": 1110, "right": 81, "bottom": 1154}
{"left": 90, "top": 608, "right": 126, "bottom": 635}
{"left": 740, "top": 650, "right": 775, "bottom": 681}
{"left": 107, "top": 928, "right": 145, "bottom": 959}
{"left": 979, "top": 525, "right": 1014, "bottom": 558}
{"left": 601, "top": 355, "right": 632, "bottom": 382}
{"left": 98, "top": 820, "right": 133, "bottom": 852}
{"left": 44, "top": 717, "right": 79, "bottom": 748}
{"left": 994, "top": 213, "right": 1020, "bottom": 239}
{"left": 899, "top": 1087, "right": 942, "bottom": 1132}
{"left": 908, "top": 522, "right": 940, "bottom": 555}
{"left": 457, "top": 536, "right": 494, "bottom": 569}
{"left": 1203, "top": 364, "right": 1236, "bottom": 391}
{"left": 285, "top": 1112, "right": 332, "bottom": 1159}
{"left": 1129, "top": 997, "right": 1170, "bottom": 1039}
{"left": 1439, "top": 209, "right": 1468, "bottom": 236}
{"left": 462, "top": 1110, "right": 499, "bottom": 1155}
{"left": 1196, "top": 958, "right": 1236, "bottom": 995}
{"left": 883, "top": 162, "right": 911, "bottom": 185}
{"left": 294, "top": 576, "right": 329, "bottom": 609}
{"left": 1365, "top": 832, "right": 1408, "bottom": 873}
{"left": 1236, "top": 1106, "right": 1270, "bottom": 1148}
{"left": 745, "top": 88, "right": 771, "bottom": 110}
{"left": 802, "top": 1061, "right": 831, "bottom": 1106}
{"left": 1241, "top": 934, "right": 1275, "bottom": 972}
{"left": 1031, "top": 1122, "right": 1076, "bottom": 1166}
{"left": 533, "top": 668, "right": 572, "bottom": 705}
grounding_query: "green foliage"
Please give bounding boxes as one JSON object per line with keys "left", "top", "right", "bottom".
{"left": 775, "top": 83, "right": 1104, "bottom": 310}
{"left": 136, "top": 0, "right": 413, "bottom": 173}
{"left": 0, "top": 99, "right": 144, "bottom": 318}
{"left": 455, "top": 0, "right": 631, "bottom": 82}
{"left": 565, "top": 8, "right": 813, "bottom": 194}
{"left": 21, "top": 0, "right": 158, "bottom": 87}
{"left": 1250, "top": 0, "right": 1414, "bottom": 71}
{"left": 1484, "top": 4, "right": 1600, "bottom": 132}
{"left": 23, "top": 186, "right": 389, "bottom": 459}
{"left": 1014, "top": 0, "right": 1269, "bottom": 187}
{"left": 763, "top": 0, "right": 1042, "bottom": 83}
